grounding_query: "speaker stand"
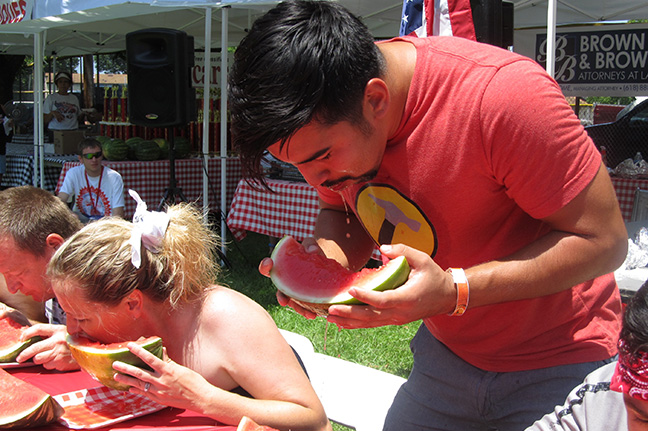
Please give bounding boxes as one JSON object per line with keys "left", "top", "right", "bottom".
{"left": 158, "top": 129, "right": 187, "bottom": 211}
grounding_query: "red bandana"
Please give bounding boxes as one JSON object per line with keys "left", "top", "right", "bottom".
{"left": 611, "top": 339, "right": 648, "bottom": 400}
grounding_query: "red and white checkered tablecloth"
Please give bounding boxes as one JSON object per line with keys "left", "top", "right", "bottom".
{"left": 56, "top": 157, "right": 242, "bottom": 220}
{"left": 226, "top": 178, "right": 319, "bottom": 242}
{"left": 611, "top": 177, "right": 648, "bottom": 221}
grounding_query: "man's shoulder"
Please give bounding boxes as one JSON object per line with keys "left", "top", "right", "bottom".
{"left": 104, "top": 166, "right": 124, "bottom": 180}
{"left": 65, "top": 164, "right": 85, "bottom": 178}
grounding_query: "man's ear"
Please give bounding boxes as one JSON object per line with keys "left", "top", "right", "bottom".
{"left": 45, "top": 233, "right": 65, "bottom": 250}
{"left": 364, "top": 78, "right": 390, "bottom": 119}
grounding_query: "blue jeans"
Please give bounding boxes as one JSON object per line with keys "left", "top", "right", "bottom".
{"left": 383, "top": 324, "right": 615, "bottom": 431}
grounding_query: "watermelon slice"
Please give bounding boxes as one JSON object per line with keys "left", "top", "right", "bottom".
{"left": 66, "top": 335, "right": 164, "bottom": 391}
{"left": 0, "top": 368, "right": 63, "bottom": 429}
{"left": 237, "top": 416, "right": 279, "bottom": 431}
{"left": 270, "top": 236, "right": 410, "bottom": 316}
{"left": 0, "top": 316, "right": 41, "bottom": 363}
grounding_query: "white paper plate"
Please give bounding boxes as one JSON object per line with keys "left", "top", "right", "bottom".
{"left": 0, "top": 360, "right": 36, "bottom": 369}
{"left": 54, "top": 386, "right": 165, "bottom": 429}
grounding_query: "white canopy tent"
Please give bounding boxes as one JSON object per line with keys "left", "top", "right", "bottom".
{"left": 0, "top": 0, "right": 647, "bottom": 248}
{"left": 0, "top": 0, "right": 401, "bottom": 250}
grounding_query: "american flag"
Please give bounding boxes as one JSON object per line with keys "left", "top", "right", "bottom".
{"left": 400, "top": 0, "right": 476, "bottom": 39}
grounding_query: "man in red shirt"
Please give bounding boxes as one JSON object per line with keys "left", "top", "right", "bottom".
{"left": 228, "top": 1, "right": 628, "bottom": 429}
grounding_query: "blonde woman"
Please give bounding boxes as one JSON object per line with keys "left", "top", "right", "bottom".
{"left": 47, "top": 192, "right": 330, "bottom": 431}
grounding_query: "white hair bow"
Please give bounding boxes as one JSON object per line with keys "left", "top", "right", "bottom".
{"left": 129, "top": 189, "right": 170, "bottom": 268}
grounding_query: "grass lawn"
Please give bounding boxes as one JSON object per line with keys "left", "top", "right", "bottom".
{"left": 218, "top": 231, "right": 419, "bottom": 430}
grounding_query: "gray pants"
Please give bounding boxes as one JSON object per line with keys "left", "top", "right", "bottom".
{"left": 383, "top": 324, "right": 615, "bottom": 431}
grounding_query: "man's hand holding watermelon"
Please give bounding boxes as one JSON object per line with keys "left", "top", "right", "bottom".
{"left": 16, "top": 323, "right": 77, "bottom": 371}
{"left": 0, "top": 307, "right": 78, "bottom": 371}
{"left": 261, "top": 237, "right": 456, "bottom": 328}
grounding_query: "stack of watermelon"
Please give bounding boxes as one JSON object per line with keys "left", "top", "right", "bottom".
{"left": 89, "top": 135, "right": 194, "bottom": 161}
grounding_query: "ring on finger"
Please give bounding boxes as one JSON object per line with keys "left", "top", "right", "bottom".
{"left": 144, "top": 382, "right": 151, "bottom": 392}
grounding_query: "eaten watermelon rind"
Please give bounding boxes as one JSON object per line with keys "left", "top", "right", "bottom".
{"left": 66, "top": 335, "right": 164, "bottom": 391}
{"left": 270, "top": 236, "right": 410, "bottom": 315}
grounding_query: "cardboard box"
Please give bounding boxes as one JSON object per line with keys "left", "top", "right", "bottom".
{"left": 53, "top": 130, "right": 86, "bottom": 155}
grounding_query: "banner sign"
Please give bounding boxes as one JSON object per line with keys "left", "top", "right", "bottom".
{"left": 535, "top": 28, "right": 648, "bottom": 96}
{"left": 0, "top": 0, "right": 32, "bottom": 24}
{"left": 192, "top": 52, "right": 235, "bottom": 89}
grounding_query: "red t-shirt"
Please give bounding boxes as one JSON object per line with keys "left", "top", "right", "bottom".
{"left": 318, "top": 36, "right": 621, "bottom": 372}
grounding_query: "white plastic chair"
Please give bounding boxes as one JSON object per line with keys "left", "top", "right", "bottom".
{"left": 279, "top": 329, "right": 406, "bottom": 431}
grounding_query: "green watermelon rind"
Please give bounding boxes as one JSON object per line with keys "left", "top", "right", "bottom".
{"left": 173, "top": 136, "right": 191, "bottom": 159}
{"left": 125, "top": 137, "right": 144, "bottom": 160}
{"left": 0, "top": 370, "right": 63, "bottom": 428}
{"left": 135, "top": 140, "right": 162, "bottom": 161}
{"left": 66, "top": 336, "right": 164, "bottom": 391}
{"left": 0, "top": 394, "right": 62, "bottom": 429}
{"left": 0, "top": 336, "right": 41, "bottom": 363}
{"left": 102, "top": 138, "right": 129, "bottom": 161}
{"left": 270, "top": 235, "right": 410, "bottom": 306}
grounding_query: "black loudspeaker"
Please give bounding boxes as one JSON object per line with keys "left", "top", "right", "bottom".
{"left": 470, "top": 0, "right": 514, "bottom": 49}
{"left": 126, "top": 28, "right": 196, "bottom": 127}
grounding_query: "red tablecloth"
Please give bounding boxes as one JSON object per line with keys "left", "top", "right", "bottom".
{"left": 8, "top": 365, "right": 235, "bottom": 430}
{"left": 56, "top": 158, "right": 242, "bottom": 220}
{"left": 226, "top": 178, "right": 320, "bottom": 242}
{"left": 226, "top": 176, "right": 646, "bottom": 236}
{"left": 611, "top": 176, "right": 648, "bottom": 221}
{"left": 226, "top": 178, "right": 382, "bottom": 260}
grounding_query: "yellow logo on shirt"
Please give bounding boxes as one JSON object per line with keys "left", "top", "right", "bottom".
{"left": 355, "top": 184, "right": 437, "bottom": 257}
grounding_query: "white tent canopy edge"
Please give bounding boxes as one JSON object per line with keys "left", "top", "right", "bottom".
{"left": 2, "top": 0, "right": 648, "bottom": 248}
{"left": 0, "top": 0, "right": 280, "bottom": 248}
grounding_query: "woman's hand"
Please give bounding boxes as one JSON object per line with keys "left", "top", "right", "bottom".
{"left": 113, "top": 343, "right": 218, "bottom": 413}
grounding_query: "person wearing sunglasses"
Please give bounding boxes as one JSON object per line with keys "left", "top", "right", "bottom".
{"left": 57, "top": 137, "right": 125, "bottom": 222}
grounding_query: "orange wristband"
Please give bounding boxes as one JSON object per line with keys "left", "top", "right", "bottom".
{"left": 447, "top": 268, "right": 469, "bottom": 316}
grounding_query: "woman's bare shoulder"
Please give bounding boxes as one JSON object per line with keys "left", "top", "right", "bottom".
{"left": 201, "top": 286, "right": 274, "bottom": 327}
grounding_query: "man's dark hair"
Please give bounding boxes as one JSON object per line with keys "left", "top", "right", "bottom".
{"left": 77, "top": 137, "right": 102, "bottom": 156}
{"left": 621, "top": 282, "right": 648, "bottom": 355}
{"left": 228, "top": 0, "right": 385, "bottom": 182}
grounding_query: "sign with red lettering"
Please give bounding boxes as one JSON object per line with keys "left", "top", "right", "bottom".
{"left": 192, "top": 52, "right": 235, "bottom": 88}
{"left": 0, "top": 0, "right": 31, "bottom": 25}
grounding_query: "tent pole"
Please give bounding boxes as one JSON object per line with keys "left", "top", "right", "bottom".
{"left": 202, "top": 7, "right": 213, "bottom": 224}
{"left": 220, "top": 6, "right": 229, "bottom": 257}
{"left": 545, "top": 0, "right": 557, "bottom": 78}
{"left": 34, "top": 31, "right": 45, "bottom": 189}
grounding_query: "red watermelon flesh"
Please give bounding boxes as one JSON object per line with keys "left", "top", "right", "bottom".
{"left": 236, "top": 416, "right": 279, "bottom": 431}
{"left": 269, "top": 236, "right": 410, "bottom": 315}
{"left": 0, "top": 316, "right": 41, "bottom": 363}
{"left": 0, "top": 368, "right": 63, "bottom": 428}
